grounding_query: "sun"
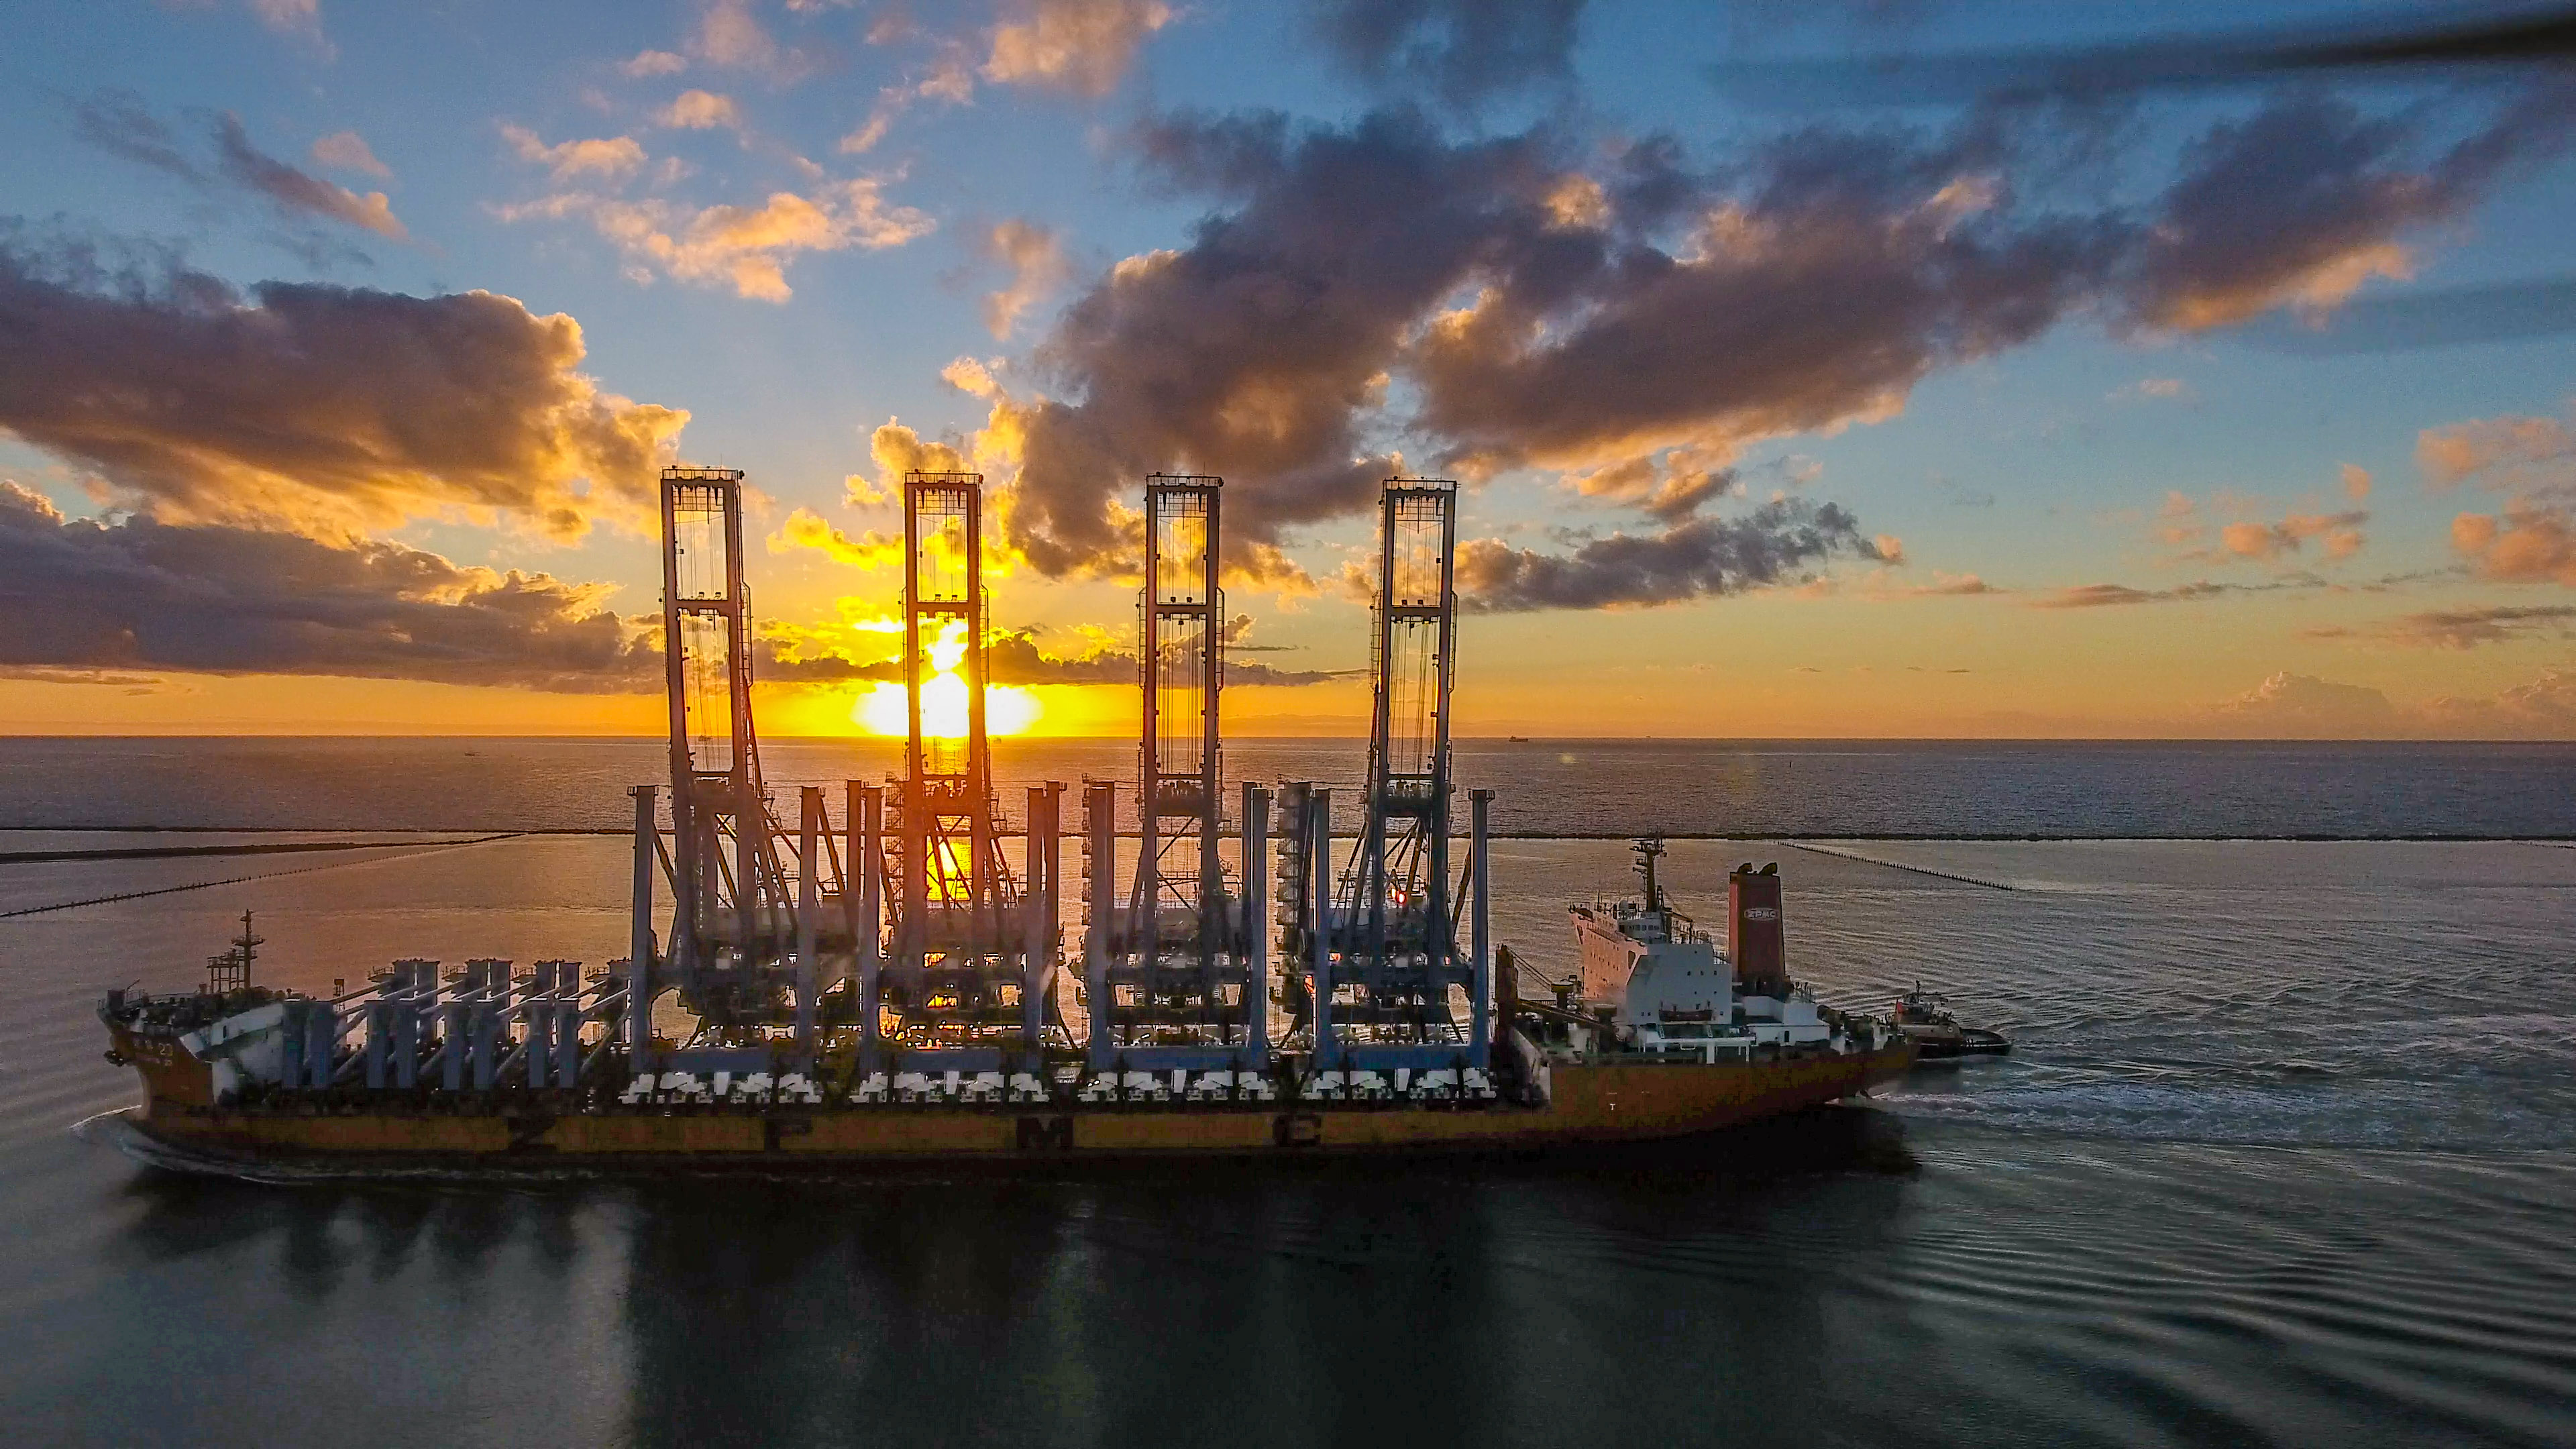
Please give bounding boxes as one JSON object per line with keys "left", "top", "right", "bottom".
{"left": 853, "top": 678, "right": 1040, "bottom": 737}
{"left": 853, "top": 622, "right": 1040, "bottom": 738}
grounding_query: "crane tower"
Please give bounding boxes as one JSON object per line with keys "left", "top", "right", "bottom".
{"left": 861, "top": 472, "right": 1061, "bottom": 1093}
{"left": 1279, "top": 478, "right": 1492, "bottom": 1093}
{"left": 1080, "top": 476, "right": 1271, "bottom": 1089}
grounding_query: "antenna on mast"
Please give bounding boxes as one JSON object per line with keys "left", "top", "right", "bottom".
{"left": 208, "top": 909, "right": 261, "bottom": 994}
{"left": 1633, "top": 838, "right": 1666, "bottom": 912}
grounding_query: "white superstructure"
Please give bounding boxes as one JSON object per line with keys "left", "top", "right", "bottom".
{"left": 1566, "top": 841, "right": 1848, "bottom": 1055}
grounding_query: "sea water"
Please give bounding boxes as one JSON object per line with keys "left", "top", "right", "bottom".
{"left": 1, "top": 740, "right": 2571, "bottom": 1446}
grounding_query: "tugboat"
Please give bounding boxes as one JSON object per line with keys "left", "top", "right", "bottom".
{"left": 1891, "top": 985, "right": 2011, "bottom": 1060}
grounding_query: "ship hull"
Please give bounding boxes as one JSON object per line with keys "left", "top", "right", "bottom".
{"left": 106, "top": 1022, "right": 220, "bottom": 1110}
{"left": 115, "top": 1046, "right": 1913, "bottom": 1171}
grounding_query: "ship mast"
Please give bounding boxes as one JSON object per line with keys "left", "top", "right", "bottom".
{"left": 207, "top": 909, "right": 260, "bottom": 994}
{"left": 1634, "top": 837, "right": 1666, "bottom": 914}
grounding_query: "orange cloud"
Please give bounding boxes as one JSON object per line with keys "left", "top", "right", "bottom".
{"left": 621, "top": 49, "right": 687, "bottom": 78}
{"left": 501, "top": 124, "right": 646, "bottom": 182}
{"left": 984, "top": 0, "right": 1176, "bottom": 95}
{"left": 0, "top": 246, "right": 686, "bottom": 541}
{"left": 497, "top": 179, "right": 932, "bottom": 301}
{"left": 309, "top": 129, "right": 390, "bottom": 178}
{"left": 2418, "top": 411, "right": 2576, "bottom": 490}
{"left": 769, "top": 507, "right": 902, "bottom": 570}
{"left": 981, "top": 219, "right": 1069, "bottom": 339}
{"left": 658, "top": 89, "right": 743, "bottom": 131}
{"left": 2453, "top": 504, "right": 2576, "bottom": 585}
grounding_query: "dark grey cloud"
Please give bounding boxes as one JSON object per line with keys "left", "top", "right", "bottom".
{"left": 1001, "top": 107, "right": 1567, "bottom": 575}
{"left": 2034, "top": 566, "right": 2448, "bottom": 610}
{"left": 2029, "top": 581, "right": 2244, "bottom": 608}
{"left": 2125, "top": 87, "right": 2576, "bottom": 330}
{"left": 69, "top": 95, "right": 410, "bottom": 243}
{"left": 1313, "top": 0, "right": 1587, "bottom": 107}
{"left": 1706, "top": 5, "right": 2576, "bottom": 110}
{"left": 0, "top": 235, "right": 687, "bottom": 539}
{"left": 1409, "top": 117, "right": 2129, "bottom": 478}
{"left": 1456, "top": 499, "right": 1870, "bottom": 611}
{"left": 995, "top": 79, "right": 2571, "bottom": 608}
{"left": 210, "top": 113, "right": 409, "bottom": 241}
{"left": 0, "top": 482, "right": 655, "bottom": 690}
{"left": 70, "top": 91, "right": 203, "bottom": 182}
{"left": 2306, "top": 603, "right": 2576, "bottom": 649}
{"left": 757, "top": 629, "right": 1343, "bottom": 688}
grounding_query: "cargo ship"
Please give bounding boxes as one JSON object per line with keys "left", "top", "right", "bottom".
{"left": 93, "top": 469, "right": 1909, "bottom": 1173}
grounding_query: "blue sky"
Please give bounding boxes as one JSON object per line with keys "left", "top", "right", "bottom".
{"left": 3, "top": 1, "right": 2573, "bottom": 736}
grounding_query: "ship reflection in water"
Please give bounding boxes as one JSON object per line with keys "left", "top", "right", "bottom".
{"left": 82, "top": 1114, "right": 1921, "bottom": 1445}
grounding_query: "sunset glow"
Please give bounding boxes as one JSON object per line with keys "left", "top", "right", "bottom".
{"left": 852, "top": 621, "right": 1041, "bottom": 738}
{"left": 852, "top": 676, "right": 1042, "bottom": 739}
{"left": 0, "top": 3, "right": 2566, "bottom": 742}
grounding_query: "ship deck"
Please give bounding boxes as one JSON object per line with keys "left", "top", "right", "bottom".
{"left": 121, "top": 1046, "right": 1912, "bottom": 1169}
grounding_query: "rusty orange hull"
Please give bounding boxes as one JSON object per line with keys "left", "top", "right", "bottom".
{"left": 119, "top": 1046, "right": 1913, "bottom": 1168}
{"left": 107, "top": 1022, "right": 219, "bottom": 1110}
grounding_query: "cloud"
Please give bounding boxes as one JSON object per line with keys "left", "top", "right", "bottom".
{"left": 2218, "top": 508, "right": 2369, "bottom": 561}
{"left": 2305, "top": 604, "right": 2576, "bottom": 649}
{"left": 500, "top": 124, "right": 648, "bottom": 182}
{"left": 696, "top": 0, "right": 766, "bottom": 64}
{"left": 1455, "top": 498, "right": 1870, "bottom": 611}
{"left": 838, "top": 42, "right": 979, "bottom": 155}
{"left": 984, "top": 0, "right": 1176, "bottom": 96}
{"left": 755, "top": 621, "right": 1340, "bottom": 688}
{"left": 2124, "top": 88, "right": 2576, "bottom": 331}
{"left": 990, "top": 630, "right": 1339, "bottom": 686}
{"left": 0, "top": 482, "right": 655, "bottom": 691}
{"left": 308, "top": 129, "right": 390, "bottom": 178}
{"left": 1902, "top": 572, "right": 2003, "bottom": 596}
{"left": 2204, "top": 663, "right": 2576, "bottom": 739}
{"left": 2423, "top": 667, "right": 2576, "bottom": 738}
{"left": 981, "top": 218, "right": 1069, "bottom": 338}
{"left": 2417, "top": 409, "right": 2576, "bottom": 493}
{"left": 1405, "top": 129, "right": 2123, "bottom": 484}
{"left": 942, "top": 356, "right": 1002, "bottom": 398}
{"left": 983, "top": 83, "right": 2570, "bottom": 589}
{"left": 1823, "top": 567, "right": 2008, "bottom": 600}
{"left": 768, "top": 506, "right": 902, "bottom": 569}
{"left": 859, "top": 420, "right": 973, "bottom": 500}
{"left": 70, "top": 91, "right": 203, "bottom": 182}
{"left": 1313, "top": 0, "right": 1587, "bottom": 107}
{"left": 496, "top": 178, "right": 932, "bottom": 301}
{"left": 2453, "top": 504, "right": 2576, "bottom": 585}
{"left": 0, "top": 236, "right": 686, "bottom": 539}
{"left": 76, "top": 99, "right": 405, "bottom": 245}
{"left": 621, "top": 49, "right": 688, "bottom": 78}
{"left": 1567, "top": 452, "right": 1739, "bottom": 522}
{"left": 2031, "top": 580, "right": 2250, "bottom": 608}
{"left": 2157, "top": 488, "right": 2369, "bottom": 562}
{"left": 985, "top": 109, "right": 1549, "bottom": 572}
{"left": 246, "top": 0, "right": 331, "bottom": 56}
{"left": 658, "top": 89, "right": 745, "bottom": 131}
{"left": 2109, "top": 376, "right": 2188, "bottom": 401}
{"left": 2212, "top": 670, "right": 2404, "bottom": 735}
{"left": 213, "top": 113, "right": 405, "bottom": 240}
